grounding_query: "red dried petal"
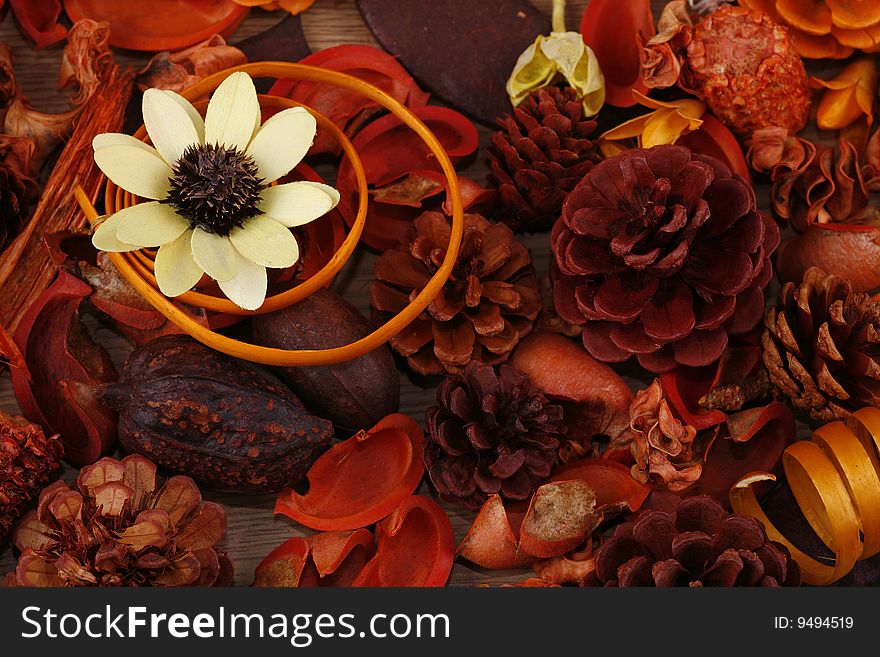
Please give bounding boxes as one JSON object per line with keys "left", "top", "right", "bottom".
{"left": 456, "top": 494, "right": 531, "bottom": 570}
{"left": 549, "top": 458, "right": 650, "bottom": 512}
{"left": 274, "top": 414, "right": 424, "bottom": 531}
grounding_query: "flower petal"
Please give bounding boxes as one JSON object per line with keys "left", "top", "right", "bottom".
{"left": 92, "top": 213, "right": 141, "bottom": 253}
{"left": 217, "top": 253, "right": 268, "bottom": 310}
{"left": 115, "top": 201, "right": 190, "bottom": 247}
{"left": 191, "top": 228, "right": 239, "bottom": 282}
{"left": 142, "top": 88, "right": 200, "bottom": 165}
{"left": 94, "top": 144, "right": 172, "bottom": 200}
{"left": 229, "top": 216, "right": 299, "bottom": 268}
{"left": 204, "top": 71, "right": 260, "bottom": 151}
{"left": 154, "top": 229, "right": 204, "bottom": 297}
{"left": 259, "top": 181, "right": 337, "bottom": 227}
{"left": 247, "top": 106, "right": 316, "bottom": 182}
{"left": 163, "top": 90, "right": 205, "bottom": 144}
{"left": 93, "top": 133, "right": 156, "bottom": 153}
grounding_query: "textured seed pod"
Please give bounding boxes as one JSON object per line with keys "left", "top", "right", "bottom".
{"left": 99, "top": 335, "right": 333, "bottom": 494}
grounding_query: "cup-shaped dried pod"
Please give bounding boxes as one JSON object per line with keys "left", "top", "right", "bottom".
{"left": 351, "top": 495, "right": 454, "bottom": 587}
{"left": 99, "top": 335, "right": 333, "bottom": 494}
{"left": 275, "top": 414, "right": 424, "bottom": 531}
{"left": 251, "top": 287, "right": 399, "bottom": 434}
{"left": 11, "top": 271, "right": 118, "bottom": 465}
{"left": 253, "top": 529, "right": 375, "bottom": 588}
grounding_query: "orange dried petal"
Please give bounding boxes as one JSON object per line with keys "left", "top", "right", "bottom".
{"left": 775, "top": 0, "right": 833, "bottom": 35}
{"left": 792, "top": 29, "right": 856, "bottom": 58}
{"left": 812, "top": 57, "right": 877, "bottom": 130}
{"left": 826, "top": 0, "right": 880, "bottom": 29}
{"left": 456, "top": 494, "right": 531, "bottom": 570}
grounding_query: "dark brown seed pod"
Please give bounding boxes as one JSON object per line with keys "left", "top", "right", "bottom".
{"left": 99, "top": 335, "right": 333, "bottom": 494}
{"left": 251, "top": 288, "right": 400, "bottom": 434}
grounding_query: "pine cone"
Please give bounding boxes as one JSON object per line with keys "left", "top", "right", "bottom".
{"left": 372, "top": 211, "right": 541, "bottom": 375}
{"left": 424, "top": 360, "right": 565, "bottom": 510}
{"left": 552, "top": 144, "right": 779, "bottom": 373}
{"left": 589, "top": 495, "right": 800, "bottom": 586}
{"left": 612, "top": 380, "right": 701, "bottom": 491}
{"left": 0, "top": 411, "right": 63, "bottom": 544}
{"left": 684, "top": 5, "right": 810, "bottom": 136}
{"left": 488, "top": 87, "right": 602, "bottom": 233}
{"left": 6, "top": 455, "right": 233, "bottom": 587}
{"left": 0, "top": 135, "right": 36, "bottom": 249}
{"left": 763, "top": 267, "right": 880, "bottom": 422}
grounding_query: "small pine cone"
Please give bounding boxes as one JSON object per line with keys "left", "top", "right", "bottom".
{"left": 612, "top": 380, "right": 702, "bottom": 492}
{"left": 588, "top": 495, "right": 800, "bottom": 586}
{"left": 683, "top": 5, "right": 810, "bottom": 136}
{"left": 372, "top": 211, "right": 541, "bottom": 375}
{"left": 0, "top": 411, "right": 63, "bottom": 543}
{"left": 763, "top": 267, "right": 880, "bottom": 422}
{"left": 424, "top": 361, "right": 565, "bottom": 510}
{"left": 7, "top": 454, "right": 233, "bottom": 587}
{"left": 488, "top": 87, "right": 602, "bottom": 233}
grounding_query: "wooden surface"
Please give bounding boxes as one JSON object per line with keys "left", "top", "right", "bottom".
{"left": 0, "top": 0, "right": 593, "bottom": 586}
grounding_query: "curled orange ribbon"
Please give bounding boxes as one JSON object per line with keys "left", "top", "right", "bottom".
{"left": 730, "top": 407, "right": 880, "bottom": 585}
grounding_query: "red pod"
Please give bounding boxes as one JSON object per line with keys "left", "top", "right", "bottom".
{"left": 777, "top": 225, "right": 880, "bottom": 294}
{"left": 456, "top": 494, "right": 530, "bottom": 570}
{"left": 275, "top": 414, "right": 424, "bottom": 531}
{"left": 580, "top": 0, "right": 654, "bottom": 107}
{"left": 9, "top": 0, "right": 66, "bottom": 49}
{"left": 549, "top": 458, "right": 650, "bottom": 512}
{"left": 352, "top": 496, "right": 454, "bottom": 587}
{"left": 253, "top": 529, "right": 375, "bottom": 588}
{"left": 11, "top": 271, "right": 117, "bottom": 465}
{"left": 518, "top": 480, "right": 600, "bottom": 559}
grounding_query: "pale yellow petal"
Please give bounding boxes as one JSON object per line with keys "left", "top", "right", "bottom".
{"left": 142, "top": 88, "right": 200, "bottom": 165}
{"left": 91, "top": 213, "right": 141, "bottom": 253}
{"left": 163, "top": 90, "right": 205, "bottom": 144}
{"left": 115, "top": 202, "right": 190, "bottom": 247}
{"left": 154, "top": 229, "right": 204, "bottom": 297}
{"left": 94, "top": 144, "right": 172, "bottom": 200}
{"left": 204, "top": 71, "right": 260, "bottom": 151}
{"left": 229, "top": 216, "right": 299, "bottom": 268}
{"left": 247, "top": 106, "right": 316, "bottom": 182}
{"left": 190, "top": 228, "right": 239, "bottom": 282}
{"left": 93, "top": 133, "right": 156, "bottom": 153}
{"left": 259, "top": 181, "right": 336, "bottom": 227}
{"left": 217, "top": 253, "right": 268, "bottom": 311}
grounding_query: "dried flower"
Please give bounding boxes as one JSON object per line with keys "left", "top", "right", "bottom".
{"left": 7, "top": 455, "right": 232, "bottom": 587}
{"left": 811, "top": 57, "right": 878, "bottom": 131}
{"left": 507, "top": 0, "right": 604, "bottom": 116}
{"left": 91, "top": 71, "right": 339, "bottom": 310}
{"left": 372, "top": 211, "right": 541, "bottom": 375}
{"left": 640, "top": 0, "right": 693, "bottom": 90}
{"left": 0, "top": 134, "right": 37, "bottom": 249}
{"left": 552, "top": 144, "right": 779, "bottom": 373}
{"left": 424, "top": 361, "right": 565, "bottom": 510}
{"left": 600, "top": 90, "right": 705, "bottom": 149}
{"left": 136, "top": 35, "right": 248, "bottom": 94}
{"left": 740, "top": 0, "right": 879, "bottom": 59}
{"left": 0, "top": 411, "right": 64, "bottom": 544}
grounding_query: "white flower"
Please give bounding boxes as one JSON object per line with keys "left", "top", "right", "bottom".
{"left": 91, "top": 71, "right": 339, "bottom": 310}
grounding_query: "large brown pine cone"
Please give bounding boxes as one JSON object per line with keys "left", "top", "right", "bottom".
{"left": 488, "top": 86, "right": 602, "bottom": 233}
{"left": 552, "top": 144, "right": 779, "bottom": 373}
{"left": 372, "top": 211, "right": 541, "bottom": 375}
{"left": 6, "top": 455, "right": 233, "bottom": 587}
{"left": 0, "top": 411, "right": 63, "bottom": 544}
{"left": 763, "top": 267, "right": 880, "bottom": 422}
{"left": 424, "top": 360, "right": 565, "bottom": 510}
{"left": 588, "top": 495, "right": 800, "bottom": 587}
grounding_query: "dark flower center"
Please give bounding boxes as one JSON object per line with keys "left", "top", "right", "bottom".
{"left": 164, "top": 143, "right": 266, "bottom": 236}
